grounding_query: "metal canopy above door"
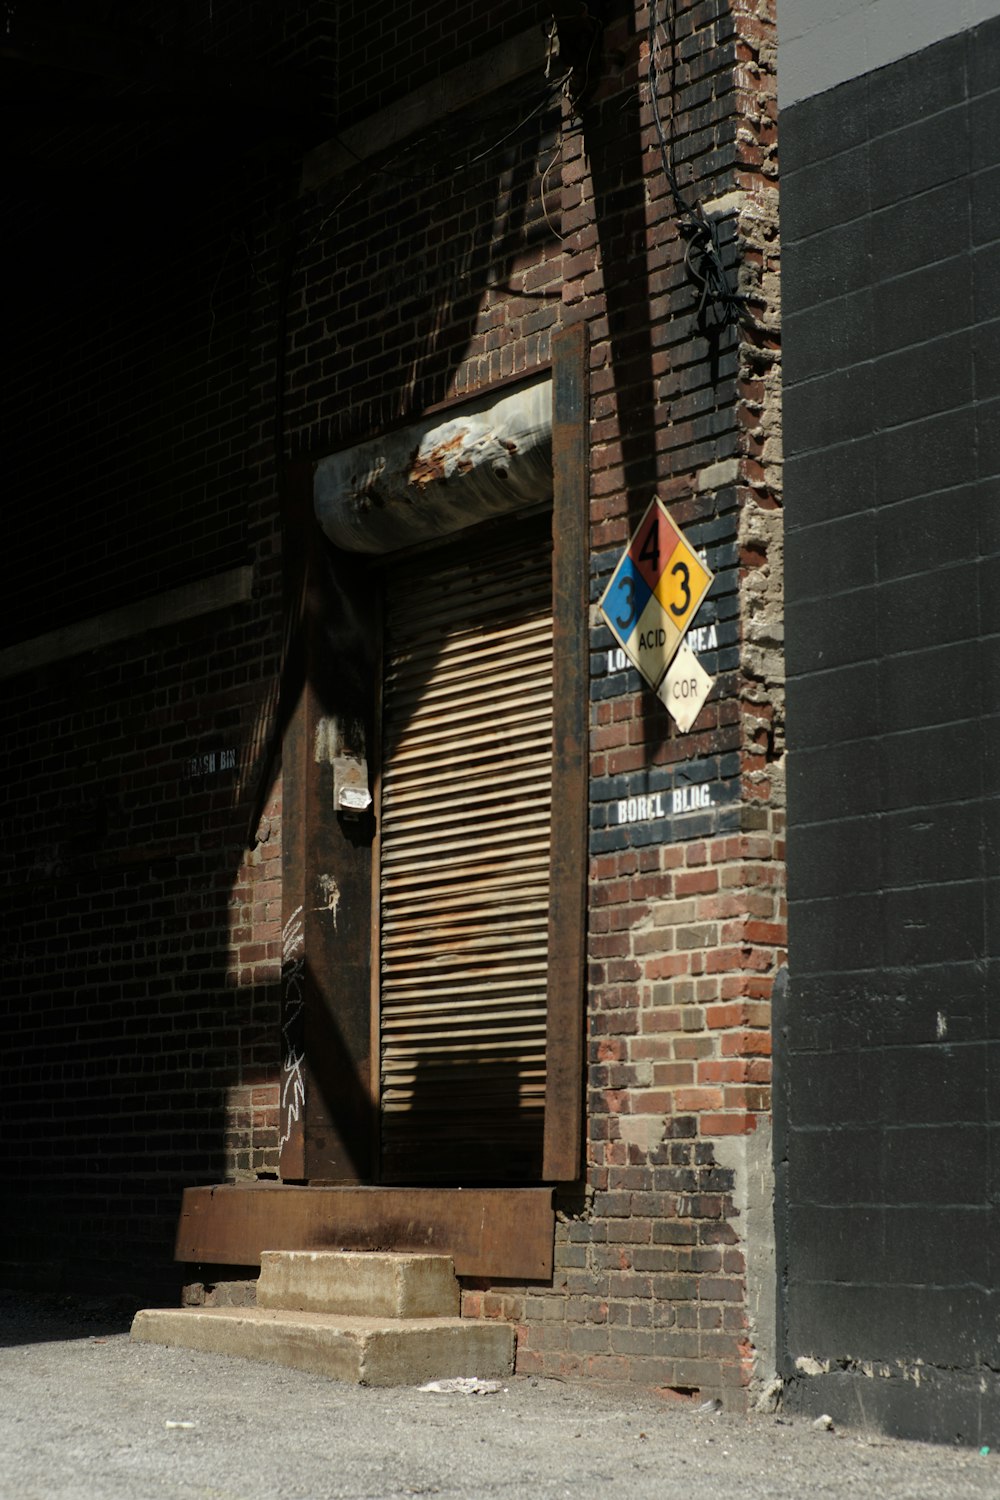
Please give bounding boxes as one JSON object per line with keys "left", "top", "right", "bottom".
{"left": 314, "top": 377, "right": 553, "bottom": 555}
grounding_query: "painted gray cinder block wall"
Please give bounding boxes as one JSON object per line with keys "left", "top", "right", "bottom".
{"left": 778, "top": 0, "right": 1000, "bottom": 1447}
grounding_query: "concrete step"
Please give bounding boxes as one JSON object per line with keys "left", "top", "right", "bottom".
{"left": 257, "top": 1250, "right": 460, "bottom": 1318}
{"left": 130, "top": 1306, "right": 515, "bottom": 1387}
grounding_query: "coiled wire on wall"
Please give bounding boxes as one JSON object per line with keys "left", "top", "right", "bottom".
{"left": 647, "top": 0, "right": 746, "bottom": 333}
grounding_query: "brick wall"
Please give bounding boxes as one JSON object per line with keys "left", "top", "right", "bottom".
{"left": 335, "top": 1, "right": 550, "bottom": 124}
{"left": 1, "top": 0, "right": 326, "bottom": 1292}
{"left": 4, "top": 0, "right": 783, "bottom": 1401}
{"left": 2, "top": 609, "right": 283, "bottom": 1291}
{"left": 5, "top": 175, "right": 251, "bottom": 642}
{"left": 459, "top": 0, "right": 783, "bottom": 1405}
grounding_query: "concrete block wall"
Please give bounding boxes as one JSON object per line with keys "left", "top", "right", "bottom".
{"left": 779, "top": 3, "right": 1000, "bottom": 1445}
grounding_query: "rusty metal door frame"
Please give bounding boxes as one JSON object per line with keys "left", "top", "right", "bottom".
{"left": 543, "top": 321, "right": 589, "bottom": 1182}
{"left": 279, "top": 324, "right": 588, "bottom": 1188}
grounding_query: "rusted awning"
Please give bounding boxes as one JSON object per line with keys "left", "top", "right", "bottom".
{"left": 313, "top": 376, "right": 553, "bottom": 553}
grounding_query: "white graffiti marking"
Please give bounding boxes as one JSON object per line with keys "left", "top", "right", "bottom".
{"left": 317, "top": 873, "right": 340, "bottom": 930}
{"left": 279, "top": 905, "right": 306, "bottom": 1151}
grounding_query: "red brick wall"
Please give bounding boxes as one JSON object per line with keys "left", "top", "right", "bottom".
{"left": 458, "top": 0, "right": 783, "bottom": 1404}
{"left": 4, "top": 0, "right": 782, "bottom": 1396}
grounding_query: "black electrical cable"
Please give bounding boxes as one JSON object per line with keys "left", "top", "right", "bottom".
{"left": 647, "top": 0, "right": 745, "bottom": 333}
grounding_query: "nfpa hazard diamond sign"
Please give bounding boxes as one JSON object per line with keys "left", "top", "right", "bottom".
{"left": 599, "top": 498, "right": 714, "bottom": 692}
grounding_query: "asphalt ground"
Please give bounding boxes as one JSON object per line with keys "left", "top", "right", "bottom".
{"left": 1, "top": 1290, "right": 996, "bottom": 1500}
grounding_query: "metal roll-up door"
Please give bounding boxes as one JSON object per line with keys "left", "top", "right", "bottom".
{"left": 379, "top": 517, "right": 553, "bottom": 1183}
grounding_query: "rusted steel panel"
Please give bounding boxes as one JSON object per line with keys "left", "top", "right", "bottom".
{"left": 279, "top": 463, "right": 311, "bottom": 1182}
{"left": 301, "top": 534, "right": 379, "bottom": 1183}
{"left": 280, "top": 462, "right": 378, "bottom": 1184}
{"left": 543, "top": 322, "right": 590, "bottom": 1182}
{"left": 175, "top": 1184, "right": 555, "bottom": 1281}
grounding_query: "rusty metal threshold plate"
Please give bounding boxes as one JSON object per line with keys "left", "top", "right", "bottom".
{"left": 175, "top": 1185, "right": 555, "bottom": 1281}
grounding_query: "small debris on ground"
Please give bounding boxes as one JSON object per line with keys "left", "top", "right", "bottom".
{"left": 696, "top": 1398, "right": 722, "bottom": 1414}
{"left": 812, "top": 1414, "right": 834, "bottom": 1431}
{"left": 418, "top": 1378, "right": 503, "bottom": 1395}
{"left": 165, "top": 1421, "right": 198, "bottom": 1430}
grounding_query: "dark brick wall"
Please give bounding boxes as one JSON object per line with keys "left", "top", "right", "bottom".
{"left": 2, "top": 613, "right": 283, "bottom": 1295}
{"left": 283, "top": 79, "right": 565, "bottom": 457}
{"left": 4, "top": 0, "right": 341, "bottom": 643}
{"left": 780, "top": 15, "right": 1000, "bottom": 1445}
{"left": 4, "top": 0, "right": 784, "bottom": 1400}
{"left": 5, "top": 171, "right": 252, "bottom": 642}
{"left": 335, "top": 1, "right": 551, "bottom": 125}
{"left": 1, "top": 0, "right": 325, "bottom": 1293}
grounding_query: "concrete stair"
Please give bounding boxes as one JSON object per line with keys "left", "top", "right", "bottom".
{"left": 130, "top": 1251, "right": 515, "bottom": 1387}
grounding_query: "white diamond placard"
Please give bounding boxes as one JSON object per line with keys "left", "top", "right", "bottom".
{"left": 656, "top": 642, "right": 714, "bottom": 732}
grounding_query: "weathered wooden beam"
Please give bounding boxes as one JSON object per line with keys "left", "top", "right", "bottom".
{"left": 175, "top": 1185, "right": 555, "bottom": 1281}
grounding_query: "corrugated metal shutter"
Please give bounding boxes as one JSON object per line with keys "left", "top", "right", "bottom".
{"left": 379, "top": 518, "right": 553, "bottom": 1183}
